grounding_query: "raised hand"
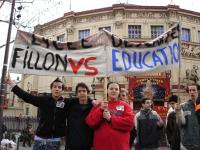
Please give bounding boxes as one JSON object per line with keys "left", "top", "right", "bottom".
{"left": 5, "top": 72, "right": 15, "bottom": 87}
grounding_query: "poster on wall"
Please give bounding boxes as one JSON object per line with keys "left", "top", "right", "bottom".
{"left": 129, "top": 77, "right": 170, "bottom": 101}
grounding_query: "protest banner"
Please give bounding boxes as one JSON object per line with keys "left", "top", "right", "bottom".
{"left": 9, "top": 24, "right": 180, "bottom": 76}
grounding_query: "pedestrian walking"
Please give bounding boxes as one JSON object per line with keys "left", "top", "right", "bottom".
{"left": 6, "top": 73, "right": 67, "bottom": 150}
{"left": 86, "top": 82, "right": 134, "bottom": 150}
{"left": 135, "top": 97, "right": 164, "bottom": 150}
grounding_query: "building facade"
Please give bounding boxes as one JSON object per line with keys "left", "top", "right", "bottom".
{"left": 4, "top": 3, "right": 200, "bottom": 116}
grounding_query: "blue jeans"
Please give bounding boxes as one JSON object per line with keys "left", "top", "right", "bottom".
{"left": 33, "top": 140, "right": 60, "bottom": 150}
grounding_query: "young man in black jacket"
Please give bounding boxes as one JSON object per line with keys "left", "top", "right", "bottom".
{"left": 6, "top": 74, "right": 67, "bottom": 150}
{"left": 65, "top": 82, "right": 93, "bottom": 150}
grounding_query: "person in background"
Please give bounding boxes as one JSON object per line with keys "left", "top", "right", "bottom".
{"left": 1, "top": 124, "right": 7, "bottom": 138}
{"left": 86, "top": 82, "right": 134, "bottom": 150}
{"left": 6, "top": 73, "right": 67, "bottom": 150}
{"left": 135, "top": 97, "right": 164, "bottom": 150}
{"left": 120, "top": 88, "right": 136, "bottom": 148}
{"left": 175, "top": 84, "right": 200, "bottom": 150}
{"left": 65, "top": 82, "right": 93, "bottom": 150}
{"left": 120, "top": 88, "right": 129, "bottom": 103}
{"left": 22, "top": 124, "right": 34, "bottom": 147}
{"left": 166, "top": 95, "right": 181, "bottom": 150}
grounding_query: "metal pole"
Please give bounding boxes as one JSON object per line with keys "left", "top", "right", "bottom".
{"left": 177, "top": 23, "right": 182, "bottom": 103}
{"left": 0, "top": 0, "right": 16, "bottom": 142}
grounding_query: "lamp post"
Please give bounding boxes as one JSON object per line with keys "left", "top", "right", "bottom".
{"left": 0, "top": 0, "right": 16, "bottom": 142}
{"left": 91, "top": 84, "right": 96, "bottom": 100}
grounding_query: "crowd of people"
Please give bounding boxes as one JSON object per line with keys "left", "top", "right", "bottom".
{"left": 4, "top": 73, "right": 200, "bottom": 150}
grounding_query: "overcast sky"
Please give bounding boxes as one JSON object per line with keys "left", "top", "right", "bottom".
{"left": 0, "top": 0, "right": 200, "bottom": 79}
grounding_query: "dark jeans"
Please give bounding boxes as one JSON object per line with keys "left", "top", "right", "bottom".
{"left": 33, "top": 140, "right": 60, "bottom": 150}
{"left": 23, "top": 136, "right": 31, "bottom": 147}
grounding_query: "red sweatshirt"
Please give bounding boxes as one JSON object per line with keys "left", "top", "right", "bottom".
{"left": 86, "top": 100, "right": 134, "bottom": 150}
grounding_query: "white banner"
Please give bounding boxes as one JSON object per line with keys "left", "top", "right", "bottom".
{"left": 108, "top": 38, "right": 179, "bottom": 76}
{"left": 9, "top": 24, "right": 180, "bottom": 76}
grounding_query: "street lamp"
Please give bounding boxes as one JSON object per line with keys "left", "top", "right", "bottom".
{"left": 91, "top": 84, "right": 96, "bottom": 100}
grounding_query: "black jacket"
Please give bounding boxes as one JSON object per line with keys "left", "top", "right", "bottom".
{"left": 65, "top": 98, "right": 93, "bottom": 150}
{"left": 136, "top": 109, "right": 163, "bottom": 148}
{"left": 12, "top": 85, "right": 67, "bottom": 138}
{"left": 166, "top": 111, "right": 180, "bottom": 150}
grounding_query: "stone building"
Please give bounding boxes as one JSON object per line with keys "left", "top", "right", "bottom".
{"left": 4, "top": 3, "right": 200, "bottom": 116}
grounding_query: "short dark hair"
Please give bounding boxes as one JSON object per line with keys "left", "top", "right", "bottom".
{"left": 186, "top": 83, "right": 200, "bottom": 93}
{"left": 75, "top": 82, "right": 90, "bottom": 94}
{"left": 50, "top": 78, "right": 64, "bottom": 90}
{"left": 141, "top": 97, "right": 151, "bottom": 104}
{"left": 168, "top": 95, "right": 178, "bottom": 103}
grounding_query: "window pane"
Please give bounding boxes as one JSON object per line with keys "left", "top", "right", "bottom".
{"left": 151, "top": 25, "right": 164, "bottom": 39}
{"left": 181, "top": 28, "right": 190, "bottom": 42}
{"left": 128, "top": 25, "right": 141, "bottom": 38}
{"left": 26, "top": 107, "right": 29, "bottom": 115}
{"left": 56, "top": 34, "right": 65, "bottom": 42}
{"left": 99, "top": 26, "right": 111, "bottom": 32}
{"left": 79, "top": 29, "right": 90, "bottom": 39}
